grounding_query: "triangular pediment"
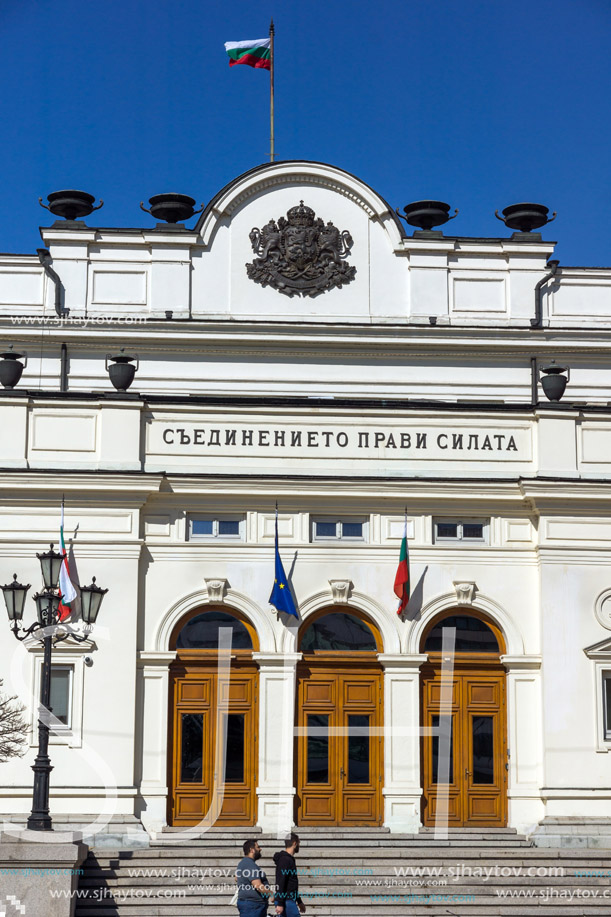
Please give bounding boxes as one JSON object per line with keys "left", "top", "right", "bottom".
{"left": 584, "top": 637, "right": 611, "bottom": 659}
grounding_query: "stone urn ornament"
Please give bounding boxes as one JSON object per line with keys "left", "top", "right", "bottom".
{"left": 39, "top": 190, "right": 103, "bottom": 222}
{"left": 105, "top": 349, "right": 139, "bottom": 392}
{"left": 539, "top": 360, "right": 570, "bottom": 402}
{"left": 495, "top": 203, "right": 556, "bottom": 233}
{"left": 0, "top": 344, "right": 27, "bottom": 389}
{"left": 396, "top": 200, "right": 458, "bottom": 233}
{"left": 140, "top": 193, "right": 204, "bottom": 226}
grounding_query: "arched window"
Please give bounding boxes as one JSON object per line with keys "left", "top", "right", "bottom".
{"left": 175, "top": 610, "right": 253, "bottom": 650}
{"left": 423, "top": 614, "right": 499, "bottom": 653}
{"left": 300, "top": 612, "right": 378, "bottom": 652}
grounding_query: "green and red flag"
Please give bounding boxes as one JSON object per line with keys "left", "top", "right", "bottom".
{"left": 224, "top": 37, "right": 271, "bottom": 70}
{"left": 393, "top": 518, "right": 410, "bottom": 615}
{"left": 58, "top": 502, "right": 77, "bottom": 622}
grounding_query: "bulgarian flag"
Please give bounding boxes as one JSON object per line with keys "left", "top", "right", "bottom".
{"left": 224, "top": 38, "right": 271, "bottom": 70}
{"left": 58, "top": 503, "right": 77, "bottom": 622}
{"left": 393, "top": 517, "right": 410, "bottom": 615}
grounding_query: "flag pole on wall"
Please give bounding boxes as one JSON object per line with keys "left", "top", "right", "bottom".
{"left": 270, "top": 19, "right": 275, "bottom": 162}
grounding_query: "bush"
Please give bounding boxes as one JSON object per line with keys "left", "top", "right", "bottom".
{"left": 0, "top": 679, "right": 27, "bottom": 762}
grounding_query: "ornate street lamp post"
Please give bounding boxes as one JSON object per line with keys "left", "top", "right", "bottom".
{"left": 1, "top": 547, "right": 107, "bottom": 831}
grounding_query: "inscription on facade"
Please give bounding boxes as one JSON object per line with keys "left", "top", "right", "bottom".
{"left": 150, "top": 422, "right": 530, "bottom": 461}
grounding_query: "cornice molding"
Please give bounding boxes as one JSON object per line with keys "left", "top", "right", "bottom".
{"left": 224, "top": 174, "right": 377, "bottom": 218}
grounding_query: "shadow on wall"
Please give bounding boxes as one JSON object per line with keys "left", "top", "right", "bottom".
{"left": 403, "top": 565, "right": 428, "bottom": 622}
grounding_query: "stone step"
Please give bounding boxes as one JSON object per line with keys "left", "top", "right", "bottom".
{"left": 77, "top": 839, "right": 611, "bottom": 916}
{"left": 157, "top": 825, "right": 520, "bottom": 836}
{"left": 73, "top": 906, "right": 611, "bottom": 917}
{"left": 151, "top": 836, "right": 531, "bottom": 843}
{"left": 89, "top": 850, "right": 611, "bottom": 863}
{"left": 150, "top": 838, "right": 529, "bottom": 847}
{"left": 79, "top": 874, "right": 609, "bottom": 897}
{"left": 147, "top": 840, "right": 533, "bottom": 849}
{"left": 92, "top": 849, "right": 611, "bottom": 863}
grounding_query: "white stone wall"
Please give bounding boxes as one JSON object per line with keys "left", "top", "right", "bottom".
{"left": 0, "top": 161, "right": 610, "bottom": 835}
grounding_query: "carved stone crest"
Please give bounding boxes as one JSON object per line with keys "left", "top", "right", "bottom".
{"left": 246, "top": 201, "right": 356, "bottom": 297}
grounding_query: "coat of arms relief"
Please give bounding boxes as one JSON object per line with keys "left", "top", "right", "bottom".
{"left": 246, "top": 201, "right": 356, "bottom": 297}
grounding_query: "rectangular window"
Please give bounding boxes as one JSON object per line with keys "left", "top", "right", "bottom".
{"left": 434, "top": 519, "right": 488, "bottom": 544}
{"left": 224, "top": 714, "right": 245, "bottom": 783}
{"left": 45, "top": 665, "right": 73, "bottom": 727}
{"left": 604, "top": 674, "right": 611, "bottom": 741}
{"left": 307, "top": 714, "right": 329, "bottom": 783}
{"left": 312, "top": 518, "right": 368, "bottom": 542}
{"left": 347, "top": 714, "right": 370, "bottom": 784}
{"left": 180, "top": 713, "right": 203, "bottom": 783}
{"left": 431, "top": 714, "right": 454, "bottom": 784}
{"left": 189, "top": 515, "right": 245, "bottom": 541}
{"left": 471, "top": 715, "right": 494, "bottom": 784}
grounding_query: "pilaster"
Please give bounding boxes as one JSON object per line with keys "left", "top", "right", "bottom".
{"left": 379, "top": 653, "right": 428, "bottom": 832}
{"left": 137, "top": 651, "right": 176, "bottom": 834}
{"left": 253, "top": 652, "right": 301, "bottom": 836}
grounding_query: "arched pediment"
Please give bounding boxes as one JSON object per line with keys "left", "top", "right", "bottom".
{"left": 191, "top": 161, "right": 407, "bottom": 322}
{"left": 196, "top": 160, "right": 405, "bottom": 245}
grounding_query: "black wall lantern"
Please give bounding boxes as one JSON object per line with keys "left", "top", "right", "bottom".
{"left": 36, "top": 544, "right": 64, "bottom": 591}
{"left": 105, "top": 349, "right": 139, "bottom": 392}
{"left": 396, "top": 200, "right": 459, "bottom": 234}
{"left": 2, "top": 575, "right": 30, "bottom": 621}
{"left": 80, "top": 578, "right": 108, "bottom": 625}
{"left": 0, "top": 344, "right": 27, "bottom": 389}
{"left": 540, "top": 360, "right": 570, "bottom": 402}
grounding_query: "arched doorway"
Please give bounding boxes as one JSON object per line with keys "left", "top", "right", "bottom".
{"left": 168, "top": 607, "right": 259, "bottom": 826}
{"left": 296, "top": 606, "right": 383, "bottom": 826}
{"left": 420, "top": 610, "right": 508, "bottom": 827}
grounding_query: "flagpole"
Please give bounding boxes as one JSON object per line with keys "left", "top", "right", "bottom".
{"left": 269, "top": 19, "right": 275, "bottom": 162}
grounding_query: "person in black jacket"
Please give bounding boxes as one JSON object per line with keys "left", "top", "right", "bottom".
{"left": 273, "top": 833, "right": 306, "bottom": 915}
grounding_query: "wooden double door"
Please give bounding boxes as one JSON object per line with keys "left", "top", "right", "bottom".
{"left": 169, "top": 658, "right": 258, "bottom": 826}
{"left": 296, "top": 663, "right": 383, "bottom": 825}
{"left": 421, "top": 662, "right": 507, "bottom": 826}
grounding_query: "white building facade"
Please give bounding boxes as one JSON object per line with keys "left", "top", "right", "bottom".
{"left": 1, "top": 161, "right": 611, "bottom": 840}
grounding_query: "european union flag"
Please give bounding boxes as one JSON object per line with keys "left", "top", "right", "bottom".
{"left": 269, "top": 510, "right": 298, "bottom": 618}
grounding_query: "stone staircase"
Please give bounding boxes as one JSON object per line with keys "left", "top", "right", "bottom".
{"left": 75, "top": 827, "right": 611, "bottom": 916}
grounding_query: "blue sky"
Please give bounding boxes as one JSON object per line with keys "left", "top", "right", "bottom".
{"left": 1, "top": 0, "right": 610, "bottom": 264}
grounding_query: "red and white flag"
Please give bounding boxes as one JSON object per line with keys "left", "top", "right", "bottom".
{"left": 393, "top": 516, "right": 410, "bottom": 615}
{"left": 58, "top": 502, "right": 77, "bottom": 622}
